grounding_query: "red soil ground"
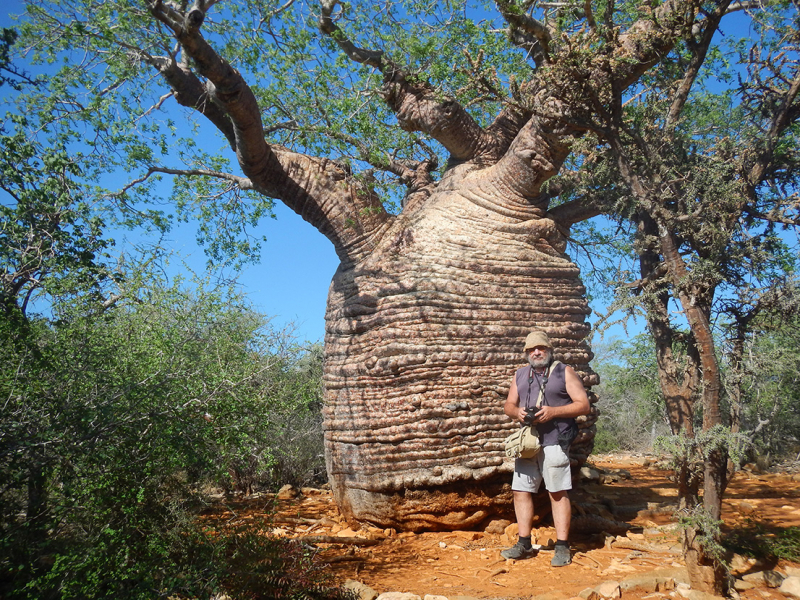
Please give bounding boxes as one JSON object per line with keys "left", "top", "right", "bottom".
{"left": 209, "top": 454, "right": 800, "bottom": 599}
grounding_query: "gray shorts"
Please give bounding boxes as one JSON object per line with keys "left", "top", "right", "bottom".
{"left": 512, "top": 444, "right": 572, "bottom": 493}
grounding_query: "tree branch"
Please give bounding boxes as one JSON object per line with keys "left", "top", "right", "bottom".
{"left": 316, "top": 1, "right": 495, "bottom": 164}
{"left": 746, "top": 66, "right": 800, "bottom": 189}
{"left": 495, "top": 0, "right": 551, "bottom": 66}
{"left": 613, "top": 0, "right": 702, "bottom": 90}
{"left": 116, "top": 166, "right": 258, "bottom": 197}
{"left": 318, "top": 0, "right": 383, "bottom": 69}
{"left": 145, "top": 54, "right": 237, "bottom": 148}
{"left": 144, "top": 0, "right": 393, "bottom": 262}
{"left": 549, "top": 199, "right": 601, "bottom": 226}
{"left": 665, "top": 1, "right": 732, "bottom": 130}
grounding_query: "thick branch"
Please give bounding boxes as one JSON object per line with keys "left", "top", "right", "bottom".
{"left": 483, "top": 79, "right": 536, "bottom": 160}
{"left": 148, "top": 0, "right": 280, "bottom": 190}
{"left": 146, "top": 0, "right": 391, "bottom": 262}
{"left": 548, "top": 198, "right": 601, "bottom": 226}
{"left": 316, "top": 1, "right": 497, "bottom": 164}
{"left": 468, "top": 115, "right": 572, "bottom": 216}
{"left": 146, "top": 55, "right": 237, "bottom": 148}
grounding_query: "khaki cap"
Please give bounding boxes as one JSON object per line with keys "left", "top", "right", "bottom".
{"left": 524, "top": 330, "right": 553, "bottom": 351}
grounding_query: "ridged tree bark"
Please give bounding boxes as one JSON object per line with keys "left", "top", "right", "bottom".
{"left": 143, "top": 0, "right": 703, "bottom": 529}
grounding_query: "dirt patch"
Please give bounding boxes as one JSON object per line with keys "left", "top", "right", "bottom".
{"left": 207, "top": 454, "right": 800, "bottom": 599}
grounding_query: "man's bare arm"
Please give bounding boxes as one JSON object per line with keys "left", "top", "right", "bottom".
{"left": 504, "top": 376, "right": 530, "bottom": 423}
{"left": 535, "top": 366, "right": 590, "bottom": 423}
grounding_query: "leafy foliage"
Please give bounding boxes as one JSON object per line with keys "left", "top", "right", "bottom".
{"left": 721, "top": 300, "right": 800, "bottom": 459}
{"left": 0, "top": 104, "right": 335, "bottom": 599}
{"left": 5, "top": 0, "right": 539, "bottom": 261}
{"left": 724, "top": 523, "right": 800, "bottom": 563}
{"left": 0, "top": 115, "right": 113, "bottom": 314}
{"left": 592, "top": 335, "right": 670, "bottom": 452}
{"left": 0, "top": 270, "right": 334, "bottom": 599}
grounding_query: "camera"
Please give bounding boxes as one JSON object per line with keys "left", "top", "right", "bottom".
{"left": 522, "top": 410, "right": 538, "bottom": 426}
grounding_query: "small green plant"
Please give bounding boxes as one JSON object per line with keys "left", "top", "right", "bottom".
{"left": 678, "top": 505, "right": 727, "bottom": 564}
{"left": 724, "top": 523, "right": 800, "bottom": 562}
{"left": 213, "top": 517, "right": 355, "bottom": 600}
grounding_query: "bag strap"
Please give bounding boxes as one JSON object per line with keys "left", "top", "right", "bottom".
{"left": 533, "top": 360, "right": 561, "bottom": 408}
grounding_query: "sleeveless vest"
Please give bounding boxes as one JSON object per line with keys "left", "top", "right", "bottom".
{"left": 515, "top": 362, "right": 576, "bottom": 447}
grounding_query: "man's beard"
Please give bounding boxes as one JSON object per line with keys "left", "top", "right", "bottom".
{"left": 528, "top": 351, "right": 553, "bottom": 369}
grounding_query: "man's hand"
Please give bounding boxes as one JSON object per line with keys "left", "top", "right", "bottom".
{"left": 534, "top": 406, "right": 554, "bottom": 423}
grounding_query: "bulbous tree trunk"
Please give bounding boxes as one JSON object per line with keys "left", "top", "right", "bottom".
{"left": 323, "top": 170, "right": 598, "bottom": 530}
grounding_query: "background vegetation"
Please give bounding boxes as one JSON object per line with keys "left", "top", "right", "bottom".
{"left": 593, "top": 322, "right": 800, "bottom": 465}
{"left": 0, "top": 265, "right": 339, "bottom": 599}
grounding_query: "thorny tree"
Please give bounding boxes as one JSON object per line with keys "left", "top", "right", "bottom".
{"left": 562, "top": 1, "right": 800, "bottom": 591}
{"left": 8, "top": 0, "right": 793, "bottom": 588}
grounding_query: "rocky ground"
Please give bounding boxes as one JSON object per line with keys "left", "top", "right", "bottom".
{"left": 208, "top": 454, "right": 800, "bottom": 600}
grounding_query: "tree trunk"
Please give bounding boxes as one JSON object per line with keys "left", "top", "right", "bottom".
{"left": 323, "top": 170, "right": 598, "bottom": 530}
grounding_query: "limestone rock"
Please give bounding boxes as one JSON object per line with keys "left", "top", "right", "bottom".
{"left": 580, "top": 466, "right": 600, "bottom": 481}
{"left": 737, "top": 501, "right": 757, "bottom": 516}
{"left": 685, "top": 591, "right": 726, "bottom": 600}
{"left": 484, "top": 519, "right": 511, "bottom": 534}
{"left": 620, "top": 574, "right": 675, "bottom": 593}
{"left": 594, "top": 581, "right": 621, "bottom": 598}
{"left": 376, "top": 593, "right": 422, "bottom": 600}
{"left": 578, "top": 588, "right": 600, "bottom": 600}
{"left": 423, "top": 596, "right": 449, "bottom": 600}
{"left": 531, "top": 592, "right": 567, "bottom": 600}
{"left": 728, "top": 553, "right": 758, "bottom": 575}
{"left": 780, "top": 576, "right": 800, "bottom": 599}
{"left": 764, "top": 569, "right": 787, "bottom": 588}
{"left": 641, "top": 567, "right": 691, "bottom": 585}
{"left": 742, "top": 569, "right": 786, "bottom": 587}
{"left": 277, "top": 484, "right": 300, "bottom": 500}
{"left": 344, "top": 580, "right": 379, "bottom": 600}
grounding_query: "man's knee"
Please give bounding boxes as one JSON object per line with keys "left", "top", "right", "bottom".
{"left": 513, "top": 490, "right": 533, "bottom": 503}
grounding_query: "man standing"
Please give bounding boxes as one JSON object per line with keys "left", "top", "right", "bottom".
{"left": 501, "top": 330, "right": 590, "bottom": 566}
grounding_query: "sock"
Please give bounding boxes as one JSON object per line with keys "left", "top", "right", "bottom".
{"left": 555, "top": 539, "right": 569, "bottom": 548}
{"left": 518, "top": 535, "right": 532, "bottom": 549}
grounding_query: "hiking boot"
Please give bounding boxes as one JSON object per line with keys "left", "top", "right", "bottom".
{"left": 500, "top": 541, "right": 537, "bottom": 560}
{"left": 551, "top": 543, "right": 571, "bottom": 567}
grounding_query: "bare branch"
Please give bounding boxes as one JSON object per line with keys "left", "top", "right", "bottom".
{"left": 318, "top": 0, "right": 383, "bottom": 69}
{"left": 495, "top": 0, "right": 552, "bottom": 66}
{"left": 115, "top": 166, "right": 257, "bottom": 198}
{"left": 665, "top": 1, "right": 733, "bottom": 130}
{"left": 549, "top": 198, "right": 601, "bottom": 226}
{"left": 138, "top": 91, "right": 175, "bottom": 120}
